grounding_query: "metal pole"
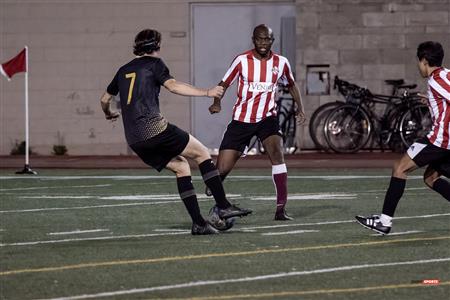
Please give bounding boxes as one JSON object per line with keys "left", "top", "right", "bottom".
{"left": 16, "top": 45, "right": 36, "bottom": 174}
{"left": 25, "top": 45, "right": 29, "bottom": 166}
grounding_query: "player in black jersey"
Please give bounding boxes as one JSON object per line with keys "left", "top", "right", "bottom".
{"left": 100, "top": 29, "right": 252, "bottom": 235}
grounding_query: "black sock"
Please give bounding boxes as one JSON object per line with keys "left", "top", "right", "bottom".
{"left": 199, "top": 159, "right": 231, "bottom": 209}
{"left": 177, "top": 176, "right": 205, "bottom": 226}
{"left": 432, "top": 178, "right": 450, "bottom": 201}
{"left": 382, "top": 177, "right": 406, "bottom": 217}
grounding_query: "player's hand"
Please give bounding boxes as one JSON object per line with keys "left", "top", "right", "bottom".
{"left": 209, "top": 103, "right": 221, "bottom": 114}
{"left": 296, "top": 110, "right": 306, "bottom": 125}
{"left": 105, "top": 111, "right": 120, "bottom": 121}
{"left": 207, "top": 86, "right": 224, "bottom": 98}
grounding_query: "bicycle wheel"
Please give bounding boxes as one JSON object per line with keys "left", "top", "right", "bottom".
{"left": 324, "top": 104, "right": 372, "bottom": 153}
{"left": 399, "top": 103, "right": 432, "bottom": 148}
{"left": 385, "top": 109, "right": 407, "bottom": 153}
{"left": 309, "top": 101, "right": 344, "bottom": 151}
{"left": 247, "top": 136, "right": 264, "bottom": 155}
{"left": 279, "top": 112, "right": 297, "bottom": 154}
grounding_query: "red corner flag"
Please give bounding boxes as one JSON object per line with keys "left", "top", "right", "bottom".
{"left": 0, "top": 48, "right": 27, "bottom": 80}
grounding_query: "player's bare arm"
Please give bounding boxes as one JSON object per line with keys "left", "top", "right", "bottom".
{"left": 100, "top": 92, "right": 120, "bottom": 121}
{"left": 209, "top": 81, "right": 229, "bottom": 114}
{"left": 163, "top": 78, "right": 224, "bottom": 98}
{"left": 287, "top": 83, "right": 306, "bottom": 125}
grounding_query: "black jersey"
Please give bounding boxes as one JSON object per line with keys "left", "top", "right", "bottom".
{"left": 107, "top": 56, "right": 173, "bottom": 145}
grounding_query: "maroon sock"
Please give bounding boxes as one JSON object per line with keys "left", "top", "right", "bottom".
{"left": 272, "top": 164, "right": 288, "bottom": 212}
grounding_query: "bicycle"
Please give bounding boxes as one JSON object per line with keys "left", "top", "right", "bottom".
{"left": 323, "top": 78, "right": 431, "bottom": 153}
{"left": 248, "top": 88, "right": 298, "bottom": 154}
{"left": 309, "top": 77, "right": 417, "bottom": 152}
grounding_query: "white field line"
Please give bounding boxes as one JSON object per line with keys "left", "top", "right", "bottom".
{"left": 252, "top": 189, "right": 428, "bottom": 201}
{"left": 5, "top": 213, "right": 444, "bottom": 248}
{"left": 37, "top": 257, "right": 450, "bottom": 300}
{"left": 252, "top": 193, "right": 357, "bottom": 201}
{"left": 261, "top": 230, "right": 319, "bottom": 236}
{"left": 241, "top": 213, "right": 450, "bottom": 231}
{"left": 3, "top": 193, "right": 242, "bottom": 213}
{"left": 0, "top": 231, "right": 190, "bottom": 247}
{"left": 153, "top": 229, "right": 189, "bottom": 232}
{"left": 47, "top": 229, "right": 109, "bottom": 236}
{"left": 371, "top": 231, "right": 423, "bottom": 237}
{"left": 0, "top": 184, "right": 111, "bottom": 191}
{"left": 0, "top": 199, "right": 210, "bottom": 214}
{"left": 362, "top": 187, "right": 428, "bottom": 193}
{"left": 0, "top": 175, "right": 424, "bottom": 181}
{"left": 20, "top": 196, "right": 96, "bottom": 199}
{"left": 18, "top": 194, "right": 241, "bottom": 201}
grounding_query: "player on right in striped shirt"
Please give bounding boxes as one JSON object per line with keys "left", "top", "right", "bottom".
{"left": 356, "top": 41, "right": 450, "bottom": 235}
{"left": 207, "top": 24, "right": 306, "bottom": 221}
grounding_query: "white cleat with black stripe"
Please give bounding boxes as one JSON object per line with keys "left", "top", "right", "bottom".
{"left": 355, "top": 215, "right": 391, "bottom": 235}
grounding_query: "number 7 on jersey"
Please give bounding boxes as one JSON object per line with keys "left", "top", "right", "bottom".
{"left": 125, "top": 72, "right": 136, "bottom": 105}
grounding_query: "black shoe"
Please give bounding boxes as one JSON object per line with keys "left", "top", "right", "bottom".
{"left": 217, "top": 205, "right": 252, "bottom": 219}
{"left": 274, "top": 209, "right": 293, "bottom": 221}
{"left": 208, "top": 206, "right": 236, "bottom": 231}
{"left": 205, "top": 187, "right": 212, "bottom": 197}
{"left": 355, "top": 215, "right": 391, "bottom": 235}
{"left": 191, "top": 222, "right": 219, "bottom": 235}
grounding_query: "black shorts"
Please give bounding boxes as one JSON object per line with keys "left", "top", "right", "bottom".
{"left": 220, "top": 116, "right": 281, "bottom": 152}
{"left": 407, "top": 137, "right": 450, "bottom": 178}
{"left": 130, "top": 123, "right": 189, "bottom": 172}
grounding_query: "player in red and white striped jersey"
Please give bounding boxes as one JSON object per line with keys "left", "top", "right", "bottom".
{"left": 427, "top": 66, "right": 450, "bottom": 148}
{"left": 208, "top": 24, "right": 306, "bottom": 221}
{"left": 356, "top": 41, "right": 450, "bottom": 235}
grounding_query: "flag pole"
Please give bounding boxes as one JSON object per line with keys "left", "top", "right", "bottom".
{"left": 17, "top": 45, "right": 36, "bottom": 175}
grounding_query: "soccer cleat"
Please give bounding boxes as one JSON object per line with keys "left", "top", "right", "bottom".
{"left": 216, "top": 205, "right": 252, "bottom": 219}
{"left": 191, "top": 222, "right": 219, "bottom": 235}
{"left": 205, "top": 187, "right": 213, "bottom": 197}
{"left": 355, "top": 215, "right": 391, "bottom": 235}
{"left": 274, "top": 209, "right": 293, "bottom": 221}
{"left": 208, "top": 206, "right": 236, "bottom": 231}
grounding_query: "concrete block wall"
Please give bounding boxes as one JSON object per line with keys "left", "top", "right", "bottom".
{"left": 0, "top": 0, "right": 289, "bottom": 155}
{"left": 1, "top": 0, "right": 449, "bottom": 155}
{"left": 0, "top": 0, "right": 196, "bottom": 155}
{"left": 296, "top": 0, "right": 450, "bottom": 149}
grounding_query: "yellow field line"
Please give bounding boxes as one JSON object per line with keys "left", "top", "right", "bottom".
{"left": 1, "top": 235, "right": 449, "bottom": 276}
{"left": 152, "top": 281, "right": 450, "bottom": 300}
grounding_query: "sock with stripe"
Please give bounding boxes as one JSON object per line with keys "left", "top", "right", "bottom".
{"left": 432, "top": 178, "right": 450, "bottom": 201}
{"left": 381, "top": 176, "right": 406, "bottom": 218}
{"left": 272, "top": 163, "right": 288, "bottom": 213}
{"left": 199, "top": 159, "right": 231, "bottom": 209}
{"left": 177, "top": 176, "right": 206, "bottom": 226}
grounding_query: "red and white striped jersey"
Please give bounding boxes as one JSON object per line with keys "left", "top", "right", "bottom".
{"left": 222, "top": 50, "right": 295, "bottom": 123}
{"left": 427, "top": 67, "right": 450, "bottom": 149}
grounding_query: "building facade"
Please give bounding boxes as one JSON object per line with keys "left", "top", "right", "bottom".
{"left": 1, "top": 0, "right": 449, "bottom": 155}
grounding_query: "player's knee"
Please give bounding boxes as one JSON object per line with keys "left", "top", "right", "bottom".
{"left": 423, "top": 172, "right": 439, "bottom": 189}
{"left": 392, "top": 160, "right": 407, "bottom": 177}
{"left": 217, "top": 161, "right": 232, "bottom": 175}
{"left": 193, "top": 146, "right": 211, "bottom": 163}
{"left": 168, "top": 157, "right": 191, "bottom": 177}
{"left": 423, "top": 176, "right": 434, "bottom": 188}
{"left": 267, "top": 149, "right": 284, "bottom": 165}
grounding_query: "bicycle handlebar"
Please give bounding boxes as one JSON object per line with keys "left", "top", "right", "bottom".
{"left": 334, "top": 76, "right": 371, "bottom": 99}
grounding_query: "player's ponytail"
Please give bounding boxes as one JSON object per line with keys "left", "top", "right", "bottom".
{"left": 133, "top": 29, "right": 161, "bottom": 56}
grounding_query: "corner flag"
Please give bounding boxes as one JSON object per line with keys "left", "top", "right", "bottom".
{"left": 1, "top": 47, "right": 36, "bottom": 174}
{"left": 1, "top": 48, "right": 27, "bottom": 80}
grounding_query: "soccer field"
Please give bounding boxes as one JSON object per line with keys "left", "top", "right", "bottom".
{"left": 1, "top": 168, "right": 449, "bottom": 300}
